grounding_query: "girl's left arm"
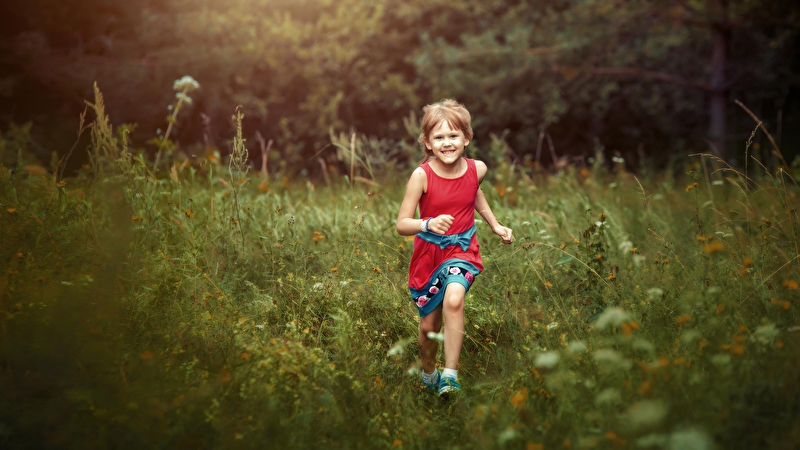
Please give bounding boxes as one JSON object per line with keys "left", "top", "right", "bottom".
{"left": 474, "top": 161, "right": 513, "bottom": 244}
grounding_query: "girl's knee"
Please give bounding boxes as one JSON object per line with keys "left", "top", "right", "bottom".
{"left": 443, "top": 293, "right": 464, "bottom": 312}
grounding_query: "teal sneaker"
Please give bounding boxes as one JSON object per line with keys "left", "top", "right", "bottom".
{"left": 421, "top": 368, "right": 441, "bottom": 393}
{"left": 437, "top": 376, "right": 461, "bottom": 397}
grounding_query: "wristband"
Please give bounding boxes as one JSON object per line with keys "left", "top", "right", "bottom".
{"left": 424, "top": 217, "right": 433, "bottom": 232}
{"left": 420, "top": 219, "right": 427, "bottom": 232}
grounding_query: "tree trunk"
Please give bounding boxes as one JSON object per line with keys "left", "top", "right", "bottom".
{"left": 708, "top": 0, "right": 730, "bottom": 163}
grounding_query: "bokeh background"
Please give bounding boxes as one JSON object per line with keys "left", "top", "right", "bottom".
{"left": 2, "top": 0, "right": 799, "bottom": 174}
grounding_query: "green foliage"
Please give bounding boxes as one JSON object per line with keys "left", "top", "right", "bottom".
{"left": 4, "top": 0, "right": 800, "bottom": 173}
{"left": 2, "top": 97, "right": 800, "bottom": 449}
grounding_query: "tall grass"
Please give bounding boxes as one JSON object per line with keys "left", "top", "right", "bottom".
{"left": 1, "top": 88, "right": 799, "bottom": 449}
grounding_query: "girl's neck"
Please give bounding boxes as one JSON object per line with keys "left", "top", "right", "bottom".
{"left": 429, "top": 157, "right": 467, "bottom": 179}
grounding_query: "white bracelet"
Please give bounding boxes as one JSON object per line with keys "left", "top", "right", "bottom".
{"left": 420, "top": 219, "right": 427, "bottom": 232}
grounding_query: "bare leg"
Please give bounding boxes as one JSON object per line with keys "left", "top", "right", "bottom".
{"left": 419, "top": 307, "right": 443, "bottom": 373}
{"left": 442, "top": 283, "right": 466, "bottom": 370}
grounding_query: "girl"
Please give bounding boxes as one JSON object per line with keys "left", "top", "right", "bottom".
{"left": 396, "top": 99, "right": 513, "bottom": 397}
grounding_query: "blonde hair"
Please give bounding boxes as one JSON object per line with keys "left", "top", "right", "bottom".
{"left": 418, "top": 99, "right": 473, "bottom": 160}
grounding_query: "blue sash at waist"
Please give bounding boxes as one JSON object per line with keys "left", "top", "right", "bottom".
{"left": 416, "top": 225, "right": 476, "bottom": 251}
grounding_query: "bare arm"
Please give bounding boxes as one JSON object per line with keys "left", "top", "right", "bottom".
{"left": 474, "top": 160, "right": 513, "bottom": 244}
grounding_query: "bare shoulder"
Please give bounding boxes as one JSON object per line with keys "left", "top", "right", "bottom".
{"left": 473, "top": 159, "right": 488, "bottom": 183}
{"left": 406, "top": 166, "right": 428, "bottom": 192}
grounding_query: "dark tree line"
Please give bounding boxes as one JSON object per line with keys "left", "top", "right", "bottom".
{"left": 2, "top": 0, "right": 799, "bottom": 174}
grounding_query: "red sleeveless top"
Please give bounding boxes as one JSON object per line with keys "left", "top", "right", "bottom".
{"left": 408, "top": 158, "right": 484, "bottom": 291}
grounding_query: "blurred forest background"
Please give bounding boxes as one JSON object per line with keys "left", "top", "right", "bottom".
{"left": 1, "top": 0, "right": 800, "bottom": 176}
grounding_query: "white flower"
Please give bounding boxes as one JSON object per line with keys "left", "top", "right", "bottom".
{"left": 624, "top": 400, "right": 669, "bottom": 430}
{"left": 387, "top": 344, "right": 405, "bottom": 356}
{"left": 667, "top": 428, "right": 713, "bottom": 450}
{"left": 593, "top": 349, "right": 633, "bottom": 372}
{"left": 751, "top": 323, "right": 778, "bottom": 345}
{"left": 426, "top": 331, "right": 444, "bottom": 342}
{"left": 521, "top": 221, "right": 531, "bottom": 226}
{"left": 312, "top": 282, "right": 324, "bottom": 291}
{"left": 595, "top": 388, "right": 621, "bottom": 406}
{"left": 339, "top": 281, "right": 349, "bottom": 286}
{"left": 712, "top": 180, "right": 724, "bottom": 186}
{"left": 175, "top": 91, "right": 193, "bottom": 105}
{"left": 534, "top": 351, "right": 560, "bottom": 369}
{"left": 546, "top": 321, "right": 559, "bottom": 330}
{"left": 255, "top": 324, "right": 264, "bottom": 330}
{"left": 567, "top": 340, "right": 588, "bottom": 353}
{"left": 646, "top": 287, "right": 664, "bottom": 301}
{"left": 612, "top": 156, "right": 625, "bottom": 164}
{"left": 594, "top": 307, "right": 629, "bottom": 330}
{"left": 173, "top": 75, "right": 200, "bottom": 92}
{"left": 618, "top": 240, "right": 633, "bottom": 253}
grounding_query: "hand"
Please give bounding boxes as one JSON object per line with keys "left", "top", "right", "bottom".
{"left": 493, "top": 225, "right": 513, "bottom": 244}
{"left": 429, "top": 214, "right": 454, "bottom": 234}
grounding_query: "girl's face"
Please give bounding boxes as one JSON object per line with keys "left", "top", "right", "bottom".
{"left": 425, "top": 120, "right": 469, "bottom": 166}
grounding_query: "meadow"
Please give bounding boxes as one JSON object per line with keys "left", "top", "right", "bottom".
{"left": 1, "top": 88, "right": 799, "bottom": 449}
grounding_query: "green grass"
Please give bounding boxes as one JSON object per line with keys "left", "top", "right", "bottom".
{"left": 1, "top": 94, "right": 799, "bottom": 449}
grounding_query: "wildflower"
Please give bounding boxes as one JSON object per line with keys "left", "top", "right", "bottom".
{"left": 751, "top": 323, "right": 778, "bottom": 345}
{"left": 777, "top": 341, "right": 785, "bottom": 349}
{"left": 595, "top": 253, "right": 603, "bottom": 260}
{"left": 596, "top": 388, "right": 622, "bottom": 405}
{"left": 392, "top": 439, "right": 402, "bottom": 447}
{"left": 599, "top": 212, "right": 606, "bottom": 222}
{"left": 573, "top": 238, "right": 580, "bottom": 244}
{"left": 646, "top": 287, "right": 664, "bottom": 300}
{"left": 593, "top": 349, "right": 633, "bottom": 372}
{"left": 510, "top": 387, "right": 528, "bottom": 409}
{"left": 618, "top": 240, "right": 633, "bottom": 253}
{"left": 175, "top": 91, "right": 193, "bottom": 106}
{"left": 534, "top": 352, "right": 560, "bottom": 369}
{"left": 132, "top": 215, "right": 140, "bottom": 221}
{"left": 624, "top": 400, "right": 669, "bottom": 430}
{"left": 676, "top": 314, "right": 691, "bottom": 324}
{"left": 173, "top": 75, "right": 200, "bottom": 92}
{"left": 621, "top": 322, "right": 633, "bottom": 336}
{"left": 544, "top": 281, "right": 553, "bottom": 288}
{"left": 7, "top": 208, "right": 16, "bottom": 213}
{"left": 703, "top": 241, "right": 725, "bottom": 253}
{"left": 743, "top": 257, "right": 754, "bottom": 268}
{"left": 783, "top": 280, "right": 799, "bottom": 290}
{"left": 782, "top": 301, "right": 791, "bottom": 310}
{"left": 527, "top": 443, "right": 544, "bottom": 450}
{"left": 716, "top": 304, "right": 726, "bottom": 314}
{"left": 595, "top": 307, "right": 630, "bottom": 330}
{"left": 184, "top": 209, "right": 194, "bottom": 218}
{"left": 630, "top": 247, "right": 638, "bottom": 253}
{"left": 427, "top": 331, "right": 444, "bottom": 342}
{"left": 56, "top": 180, "right": 66, "bottom": 188}
{"left": 685, "top": 182, "right": 698, "bottom": 192}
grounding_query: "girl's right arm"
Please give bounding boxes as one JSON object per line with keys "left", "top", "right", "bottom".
{"left": 396, "top": 167, "right": 427, "bottom": 236}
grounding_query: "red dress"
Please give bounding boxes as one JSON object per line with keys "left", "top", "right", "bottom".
{"left": 408, "top": 158, "right": 484, "bottom": 317}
